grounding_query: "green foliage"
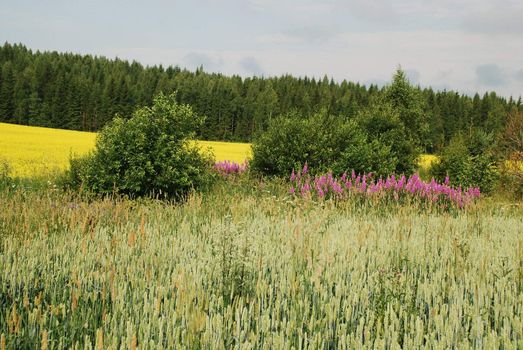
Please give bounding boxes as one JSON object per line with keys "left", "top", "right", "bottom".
{"left": 383, "top": 68, "right": 429, "bottom": 149}
{"left": 0, "top": 43, "right": 515, "bottom": 146}
{"left": 498, "top": 111, "right": 523, "bottom": 199}
{"left": 250, "top": 111, "right": 331, "bottom": 176}
{"left": 251, "top": 110, "right": 402, "bottom": 177}
{"left": 69, "top": 93, "right": 214, "bottom": 199}
{"left": 431, "top": 131, "right": 500, "bottom": 192}
{"left": 356, "top": 99, "right": 420, "bottom": 175}
{"left": 58, "top": 154, "right": 91, "bottom": 191}
{"left": 331, "top": 120, "right": 396, "bottom": 177}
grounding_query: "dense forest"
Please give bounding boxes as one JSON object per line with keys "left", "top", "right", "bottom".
{"left": 0, "top": 42, "right": 521, "bottom": 152}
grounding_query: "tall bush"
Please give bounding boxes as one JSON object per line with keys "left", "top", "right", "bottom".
{"left": 69, "top": 93, "right": 213, "bottom": 199}
{"left": 498, "top": 111, "right": 523, "bottom": 198}
{"left": 431, "top": 131, "right": 499, "bottom": 193}
{"left": 251, "top": 110, "right": 397, "bottom": 177}
{"left": 356, "top": 101, "right": 419, "bottom": 175}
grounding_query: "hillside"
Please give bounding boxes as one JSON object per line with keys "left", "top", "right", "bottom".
{"left": 1, "top": 43, "right": 521, "bottom": 152}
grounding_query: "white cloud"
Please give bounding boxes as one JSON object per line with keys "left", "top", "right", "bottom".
{"left": 239, "top": 56, "right": 265, "bottom": 76}
{"left": 476, "top": 64, "right": 507, "bottom": 87}
{"left": 516, "top": 69, "right": 523, "bottom": 83}
{"left": 183, "top": 52, "right": 224, "bottom": 71}
{"left": 462, "top": 1, "right": 523, "bottom": 35}
{"left": 405, "top": 69, "right": 420, "bottom": 85}
{"left": 4, "top": 0, "right": 522, "bottom": 98}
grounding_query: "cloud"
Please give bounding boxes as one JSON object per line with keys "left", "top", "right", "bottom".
{"left": 405, "top": 69, "right": 420, "bottom": 84}
{"left": 462, "top": 3, "right": 523, "bottom": 34}
{"left": 516, "top": 69, "right": 523, "bottom": 83}
{"left": 260, "top": 25, "right": 339, "bottom": 46}
{"left": 284, "top": 25, "right": 339, "bottom": 44}
{"left": 183, "top": 52, "right": 223, "bottom": 71}
{"left": 476, "top": 64, "right": 507, "bottom": 86}
{"left": 239, "top": 56, "right": 265, "bottom": 76}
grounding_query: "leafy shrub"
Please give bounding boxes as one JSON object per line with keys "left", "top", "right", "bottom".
{"left": 431, "top": 132, "right": 499, "bottom": 193}
{"left": 328, "top": 119, "right": 397, "bottom": 177}
{"left": 251, "top": 70, "right": 423, "bottom": 178}
{"left": 356, "top": 101, "right": 420, "bottom": 175}
{"left": 498, "top": 111, "right": 523, "bottom": 199}
{"left": 68, "top": 93, "right": 214, "bottom": 199}
{"left": 251, "top": 105, "right": 419, "bottom": 178}
{"left": 251, "top": 110, "right": 334, "bottom": 176}
{"left": 58, "top": 154, "right": 90, "bottom": 191}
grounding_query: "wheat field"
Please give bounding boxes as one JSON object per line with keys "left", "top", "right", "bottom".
{"left": 0, "top": 185, "right": 522, "bottom": 348}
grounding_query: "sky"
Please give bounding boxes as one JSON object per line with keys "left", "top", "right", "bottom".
{"left": 1, "top": 0, "right": 522, "bottom": 98}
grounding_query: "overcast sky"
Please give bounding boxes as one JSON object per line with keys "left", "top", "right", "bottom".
{"left": 1, "top": 0, "right": 522, "bottom": 98}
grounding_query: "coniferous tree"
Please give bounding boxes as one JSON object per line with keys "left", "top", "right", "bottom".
{"left": 0, "top": 42, "right": 515, "bottom": 146}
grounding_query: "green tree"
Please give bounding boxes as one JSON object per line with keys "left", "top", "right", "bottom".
{"left": 383, "top": 69, "right": 429, "bottom": 150}
{"left": 0, "top": 62, "right": 15, "bottom": 121}
{"left": 71, "top": 93, "right": 213, "bottom": 199}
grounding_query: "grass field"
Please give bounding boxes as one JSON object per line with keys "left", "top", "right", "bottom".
{"left": 0, "top": 182, "right": 522, "bottom": 348}
{"left": 0, "top": 123, "right": 251, "bottom": 177}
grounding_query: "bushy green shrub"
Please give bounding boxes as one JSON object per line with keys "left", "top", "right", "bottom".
{"left": 68, "top": 93, "right": 214, "bottom": 199}
{"left": 250, "top": 111, "right": 329, "bottom": 176}
{"left": 498, "top": 111, "right": 523, "bottom": 199}
{"left": 329, "top": 119, "right": 396, "bottom": 177}
{"left": 356, "top": 101, "right": 420, "bottom": 175}
{"left": 251, "top": 110, "right": 402, "bottom": 178}
{"left": 431, "top": 131, "right": 499, "bottom": 192}
{"left": 58, "top": 154, "right": 91, "bottom": 191}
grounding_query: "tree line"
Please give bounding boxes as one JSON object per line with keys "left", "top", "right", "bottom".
{"left": 0, "top": 42, "right": 521, "bottom": 152}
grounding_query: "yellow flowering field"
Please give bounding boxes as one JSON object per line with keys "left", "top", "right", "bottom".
{"left": 191, "top": 140, "right": 252, "bottom": 164}
{"left": 0, "top": 123, "right": 96, "bottom": 177}
{"left": 0, "top": 123, "right": 252, "bottom": 177}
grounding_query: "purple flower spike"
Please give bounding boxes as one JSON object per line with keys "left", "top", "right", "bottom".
{"left": 287, "top": 166, "right": 480, "bottom": 208}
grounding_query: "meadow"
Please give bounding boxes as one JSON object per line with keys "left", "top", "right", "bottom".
{"left": 0, "top": 181, "right": 522, "bottom": 348}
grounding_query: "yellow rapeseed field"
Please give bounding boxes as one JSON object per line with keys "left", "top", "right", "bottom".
{"left": 191, "top": 140, "right": 252, "bottom": 164}
{"left": 0, "top": 122, "right": 96, "bottom": 177}
{"left": 0, "top": 123, "right": 252, "bottom": 177}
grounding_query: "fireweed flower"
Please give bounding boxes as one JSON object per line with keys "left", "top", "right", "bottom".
{"left": 288, "top": 166, "right": 480, "bottom": 208}
{"left": 214, "top": 160, "right": 249, "bottom": 176}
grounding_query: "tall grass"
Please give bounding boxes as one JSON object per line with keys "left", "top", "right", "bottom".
{"left": 1, "top": 181, "right": 522, "bottom": 348}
